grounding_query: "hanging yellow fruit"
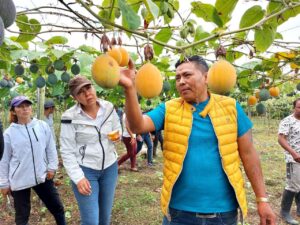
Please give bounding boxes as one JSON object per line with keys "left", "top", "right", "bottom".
{"left": 135, "top": 62, "right": 163, "bottom": 98}
{"left": 119, "top": 47, "right": 129, "bottom": 67}
{"left": 16, "top": 77, "right": 24, "bottom": 84}
{"left": 107, "top": 47, "right": 122, "bottom": 65}
{"left": 207, "top": 59, "right": 237, "bottom": 94}
{"left": 91, "top": 54, "right": 120, "bottom": 89}
{"left": 269, "top": 86, "right": 280, "bottom": 97}
{"left": 248, "top": 96, "right": 257, "bottom": 106}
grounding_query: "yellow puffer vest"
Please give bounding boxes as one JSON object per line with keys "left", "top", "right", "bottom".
{"left": 161, "top": 93, "right": 247, "bottom": 219}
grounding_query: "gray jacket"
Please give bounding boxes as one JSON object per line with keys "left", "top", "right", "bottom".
{"left": 60, "top": 99, "right": 121, "bottom": 184}
{"left": 0, "top": 118, "right": 58, "bottom": 191}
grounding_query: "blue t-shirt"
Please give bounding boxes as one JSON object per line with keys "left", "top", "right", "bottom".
{"left": 147, "top": 98, "right": 252, "bottom": 213}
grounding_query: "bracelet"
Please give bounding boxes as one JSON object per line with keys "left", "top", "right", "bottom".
{"left": 256, "top": 197, "right": 269, "bottom": 203}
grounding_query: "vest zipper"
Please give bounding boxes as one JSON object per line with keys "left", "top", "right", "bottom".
{"left": 25, "top": 125, "right": 38, "bottom": 185}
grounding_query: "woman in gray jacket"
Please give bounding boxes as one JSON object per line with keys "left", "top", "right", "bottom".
{"left": 0, "top": 95, "right": 66, "bottom": 225}
{"left": 60, "top": 76, "right": 121, "bottom": 225}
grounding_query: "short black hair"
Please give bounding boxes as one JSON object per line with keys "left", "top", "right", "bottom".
{"left": 175, "top": 55, "right": 209, "bottom": 72}
{"left": 293, "top": 98, "right": 300, "bottom": 108}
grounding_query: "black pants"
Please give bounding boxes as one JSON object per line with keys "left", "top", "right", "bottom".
{"left": 11, "top": 179, "right": 66, "bottom": 225}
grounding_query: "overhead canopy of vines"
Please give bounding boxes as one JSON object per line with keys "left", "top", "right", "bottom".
{"left": 0, "top": 0, "right": 299, "bottom": 107}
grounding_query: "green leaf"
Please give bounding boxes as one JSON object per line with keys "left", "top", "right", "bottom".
{"left": 35, "top": 41, "right": 48, "bottom": 49}
{"left": 143, "top": 0, "right": 159, "bottom": 19}
{"left": 238, "top": 76, "right": 249, "bottom": 89}
{"left": 127, "top": 0, "right": 142, "bottom": 12}
{"left": 9, "top": 37, "right": 29, "bottom": 49}
{"left": 268, "top": 66, "right": 282, "bottom": 79}
{"left": 78, "top": 45, "right": 99, "bottom": 54}
{"left": 75, "top": 52, "right": 94, "bottom": 69}
{"left": 194, "top": 26, "right": 210, "bottom": 42}
{"left": 51, "top": 82, "right": 65, "bottom": 96}
{"left": 0, "top": 47, "right": 12, "bottom": 62}
{"left": 50, "top": 49, "right": 67, "bottom": 59}
{"left": 29, "top": 19, "right": 42, "bottom": 33}
{"left": 153, "top": 28, "right": 172, "bottom": 56}
{"left": 278, "top": 5, "right": 300, "bottom": 25}
{"left": 226, "top": 50, "right": 243, "bottom": 63}
{"left": 215, "top": 0, "right": 238, "bottom": 24}
{"left": 100, "top": 0, "right": 117, "bottom": 19}
{"left": 275, "top": 32, "right": 283, "bottom": 40}
{"left": 61, "top": 51, "right": 75, "bottom": 62}
{"left": 255, "top": 24, "right": 276, "bottom": 52}
{"left": 6, "top": 38, "right": 24, "bottom": 49}
{"left": 239, "top": 5, "right": 265, "bottom": 28}
{"left": 242, "top": 60, "right": 261, "bottom": 70}
{"left": 10, "top": 50, "right": 30, "bottom": 60}
{"left": 0, "top": 88, "right": 10, "bottom": 98}
{"left": 45, "top": 36, "right": 68, "bottom": 45}
{"left": 191, "top": 2, "right": 223, "bottom": 27}
{"left": 38, "top": 56, "right": 51, "bottom": 67}
{"left": 162, "top": 0, "right": 179, "bottom": 24}
{"left": 118, "top": 0, "right": 141, "bottom": 30}
{"left": 16, "top": 15, "right": 29, "bottom": 30}
{"left": 0, "top": 60, "right": 8, "bottom": 70}
{"left": 234, "top": 31, "right": 246, "bottom": 41}
{"left": 238, "top": 69, "right": 252, "bottom": 78}
{"left": 16, "top": 18, "right": 41, "bottom": 43}
{"left": 249, "top": 79, "right": 262, "bottom": 89}
{"left": 16, "top": 34, "right": 35, "bottom": 43}
{"left": 27, "top": 51, "right": 47, "bottom": 61}
{"left": 267, "top": 1, "right": 283, "bottom": 15}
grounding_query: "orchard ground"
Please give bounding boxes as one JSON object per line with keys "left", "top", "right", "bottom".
{"left": 0, "top": 117, "right": 294, "bottom": 225}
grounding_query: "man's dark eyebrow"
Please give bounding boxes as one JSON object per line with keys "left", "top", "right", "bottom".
{"left": 176, "top": 71, "right": 191, "bottom": 76}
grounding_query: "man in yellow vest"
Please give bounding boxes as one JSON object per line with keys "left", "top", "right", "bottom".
{"left": 119, "top": 55, "right": 276, "bottom": 225}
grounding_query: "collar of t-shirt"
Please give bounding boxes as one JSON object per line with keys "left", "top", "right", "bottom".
{"left": 76, "top": 99, "right": 104, "bottom": 127}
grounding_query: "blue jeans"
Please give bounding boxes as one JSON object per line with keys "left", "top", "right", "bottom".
{"left": 72, "top": 162, "right": 118, "bottom": 225}
{"left": 137, "top": 133, "right": 153, "bottom": 164}
{"left": 162, "top": 208, "right": 237, "bottom": 225}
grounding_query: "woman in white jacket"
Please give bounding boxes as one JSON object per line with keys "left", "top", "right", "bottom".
{"left": 0, "top": 95, "right": 66, "bottom": 225}
{"left": 60, "top": 75, "right": 121, "bottom": 225}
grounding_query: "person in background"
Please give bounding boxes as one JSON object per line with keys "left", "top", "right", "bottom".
{"left": 114, "top": 105, "right": 123, "bottom": 127}
{"left": 136, "top": 132, "right": 153, "bottom": 166}
{"left": 118, "top": 56, "right": 276, "bottom": 225}
{"left": 118, "top": 114, "right": 138, "bottom": 172}
{"left": 60, "top": 75, "right": 121, "bottom": 225}
{"left": 278, "top": 98, "right": 300, "bottom": 225}
{"left": 151, "top": 130, "right": 163, "bottom": 157}
{"left": 44, "top": 99, "right": 56, "bottom": 141}
{"left": 0, "top": 120, "right": 3, "bottom": 160}
{"left": 0, "top": 95, "right": 66, "bottom": 225}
